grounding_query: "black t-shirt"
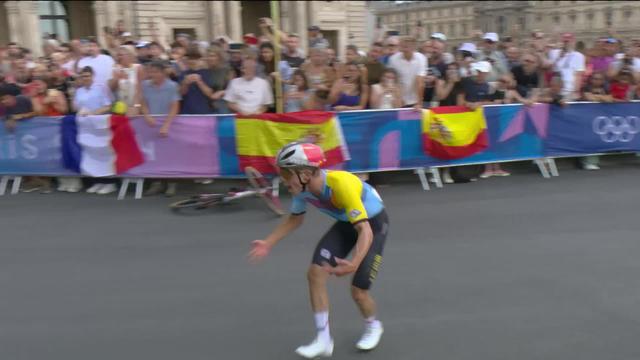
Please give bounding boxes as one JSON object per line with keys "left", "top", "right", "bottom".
{"left": 511, "top": 65, "right": 539, "bottom": 98}
{"left": 423, "top": 86, "right": 435, "bottom": 103}
{"left": 462, "top": 78, "right": 491, "bottom": 102}
{"left": 4, "top": 95, "right": 33, "bottom": 117}
{"left": 439, "top": 81, "right": 464, "bottom": 106}
{"left": 282, "top": 53, "right": 305, "bottom": 69}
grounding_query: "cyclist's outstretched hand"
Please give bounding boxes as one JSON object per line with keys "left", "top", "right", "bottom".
{"left": 248, "top": 240, "right": 271, "bottom": 264}
{"left": 323, "top": 258, "right": 357, "bottom": 277}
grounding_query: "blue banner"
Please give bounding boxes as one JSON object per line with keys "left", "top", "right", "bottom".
{"left": 3, "top": 103, "right": 637, "bottom": 177}
{"left": 0, "top": 117, "right": 74, "bottom": 175}
{"left": 545, "top": 103, "right": 640, "bottom": 156}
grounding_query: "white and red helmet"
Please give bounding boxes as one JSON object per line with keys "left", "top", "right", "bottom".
{"left": 276, "top": 142, "right": 326, "bottom": 168}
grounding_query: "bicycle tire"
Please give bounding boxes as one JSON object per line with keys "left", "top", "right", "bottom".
{"left": 244, "top": 166, "right": 285, "bottom": 216}
{"left": 169, "top": 194, "right": 224, "bottom": 211}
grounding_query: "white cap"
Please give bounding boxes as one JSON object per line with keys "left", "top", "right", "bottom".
{"left": 458, "top": 42, "right": 477, "bottom": 53}
{"left": 135, "top": 41, "right": 150, "bottom": 48}
{"left": 430, "top": 32, "right": 447, "bottom": 42}
{"left": 121, "top": 32, "right": 132, "bottom": 37}
{"left": 483, "top": 32, "right": 499, "bottom": 42}
{"left": 471, "top": 61, "right": 492, "bottom": 73}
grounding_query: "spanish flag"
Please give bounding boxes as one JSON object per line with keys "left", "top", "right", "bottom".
{"left": 422, "top": 106, "right": 489, "bottom": 160}
{"left": 235, "top": 111, "right": 349, "bottom": 174}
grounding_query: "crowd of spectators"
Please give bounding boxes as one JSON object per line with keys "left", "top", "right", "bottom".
{"left": 2, "top": 17, "right": 640, "bottom": 193}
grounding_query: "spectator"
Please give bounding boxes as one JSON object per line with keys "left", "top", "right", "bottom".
{"left": 175, "top": 33, "right": 192, "bottom": 49}
{"left": 206, "top": 46, "right": 232, "bottom": 114}
{"left": 77, "top": 37, "right": 115, "bottom": 89}
{"left": 460, "top": 61, "right": 509, "bottom": 178}
{"left": 388, "top": 36, "right": 426, "bottom": 109}
{"left": 328, "top": 61, "right": 369, "bottom": 111}
{"left": 48, "top": 62, "right": 74, "bottom": 105}
{"left": 179, "top": 47, "right": 215, "bottom": 114}
{"left": 381, "top": 36, "right": 400, "bottom": 65}
{"left": 308, "top": 25, "right": 330, "bottom": 49}
{"left": 140, "top": 61, "right": 181, "bottom": 197}
{"left": 168, "top": 43, "right": 187, "bottom": 81}
{"left": 301, "top": 46, "right": 335, "bottom": 104}
{"left": 282, "top": 33, "right": 305, "bottom": 69}
{"left": 224, "top": 57, "right": 273, "bottom": 116}
{"left": 364, "top": 42, "right": 385, "bottom": 86}
{"left": 609, "top": 70, "right": 634, "bottom": 102}
{"left": 370, "top": 68, "right": 402, "bottom": 109}
{"left": 457, "top": 43, "right": 478, "bottom": 78}
{"left": 430, "top": 32, "right": 455, "bottom": 64}
{"left": 590, "top": 38, "right": 615, "bottom": 74}
{"left": 228, "top": 42, "right": 246, "bottom": 78}
{"left": 428, "top": 39, "right": 450, "bottom": 79}
{"left": 258, "top": 42, "right": 292, "bottom": 85}
{"left": 284, "top": 69, "right": 313, "bottom": 112}
{"left": 345, "top": 45, "right": 362, "bottom": 64}
{"left": 511, "top": 52, "right": 542, "bottom": 104}
{"left": 608, "top": 52, "right": 640, "bottom": 83}
{"left": 148, "top": 41, "right": 167, "bottom": 62}
{"left": 32, "top": 76, "right": 68, "bottom": 116}
{"left": 539, "top": 74, "right": 566, "bottom": 106}
{"left": 0, "top": 83, "right": 36, "bottom": 133}
{"left": 436, "top": 62, "right": 464, "bottom": 106}
{"left": 548, "top": 33, "right": 585, "bottom": 100}
{"left": 73, "top": 66, "right": 117, "bottom": 195}
{"left": 109, "top": 45, "right": 143, "bottom": 116}
{"left": 505, "top": 46, "right": 521, "bottom": 71}
{"left": 479, "top": 33, "right": 508, "bottom": 83}
{"left": 422, "top": 68, "right": 438, "bottom": 107}
{"left": 582, "top": 71, "right": 612, "bottom": 103}
{"left": 490, "top": 75, "right": 519, "bottom": 104}
{"left": 420, "top": 40, "right": 433, "bottom": 59}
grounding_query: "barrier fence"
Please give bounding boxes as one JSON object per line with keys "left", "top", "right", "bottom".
{"left": 1, "top": 102, "right": 639, "bottom": 195}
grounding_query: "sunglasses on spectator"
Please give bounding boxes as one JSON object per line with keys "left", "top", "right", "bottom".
{"left": 386, "top": 44, "right": 398, "bottom": 47}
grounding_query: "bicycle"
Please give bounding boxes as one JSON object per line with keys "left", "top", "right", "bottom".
{"left": 169, "top": 167, "right": 285, "bottom": 216}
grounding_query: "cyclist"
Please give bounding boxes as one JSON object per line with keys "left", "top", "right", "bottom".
{"left": 249, "top": 142, "right": 390, "bottom": 358}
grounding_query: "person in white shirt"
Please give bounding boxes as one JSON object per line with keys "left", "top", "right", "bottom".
{"left": 548, "top": 33, "right": 585, "bottom": 100}
{"left": 224, "top": 57, "right": 273, "bottom": 115}
{"left": 77, "top": 38, "right": 115, "bottom": 89}
{"left": 387, "top": 36, "right": 427, "bottom": 109}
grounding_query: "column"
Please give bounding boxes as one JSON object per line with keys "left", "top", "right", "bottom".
{"left": 19, "top": 1, "right": 42, "bottom": 56}
{"left": 211, "top": 1, "right": 226, "bottom": 37}
{"left": 295, "top": 1, "right": 308, "bottom": 51}
{"left": 226, "top": 1, "right": 243, "bottom": 42}
{"left": 279, "top": 1, "right": 291, "bottom": 33}
{"left": 5, "top": 1, "right": 20, "bottom": 43}
{"left": 121, "top": 1, "right": 135, "bottom": 35}
{"left": 93, "top": 1, "right": 108, "bottom": 48}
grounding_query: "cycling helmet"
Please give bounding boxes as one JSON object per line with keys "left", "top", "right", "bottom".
{"left": 276, "top": 142, "right": 326, "bottom": 168}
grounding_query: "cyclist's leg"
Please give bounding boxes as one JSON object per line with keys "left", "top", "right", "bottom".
{"left": 296, "top": 221, "right": 356, "bottom": 357}
{"left": 309, "top": 221, "right": 357, "bottom": 312}
{"left": 350, "top": 210, "right": 389, "bottom": 316}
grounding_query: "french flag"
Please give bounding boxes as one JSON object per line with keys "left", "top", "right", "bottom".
{"left": 61, "top": 114, "right": 144, "bottom": 176}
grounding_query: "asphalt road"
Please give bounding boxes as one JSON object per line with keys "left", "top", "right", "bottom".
{"left": 2, "top": 157, "right": 640, "bottom": 360}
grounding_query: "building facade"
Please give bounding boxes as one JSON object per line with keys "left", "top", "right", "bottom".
{"left": 371, "top": 1, "right": 640, "bottom": 46}
{"left": 1, "top": 1, "right": 369, "bottom": 58}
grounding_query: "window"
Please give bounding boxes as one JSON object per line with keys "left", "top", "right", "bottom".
{"left": 519, "top": 16, "right": 526, "bottom": 30}
{"left": 497, "top": 16, "right": 506, "bottom": 35}
{"left": 462, "top": 23, "right": 468, "bottom": 37}
{"left": 569, "top": 12, "right": 576, "bottom": 23}
{"left": 449, "top": 24, "right": 455, "bottom": 37}
{"left": 553, "top": 14, "right": 560, "bottom": 23}
{"left": 536, "top": 14, "right": 542, "bottom": 22}
{"left": 605, "top": 8, "right": 613, "bottom": 27}
{"left": 624, "top": 9, "right": 633, "bottom": 19}
{"left": 587, "top": 11, "right": 594, "bottom": 20}
{"left": 39, "top": 1, "right": 69, "bottom": 41}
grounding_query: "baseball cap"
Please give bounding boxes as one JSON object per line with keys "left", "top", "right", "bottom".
{"left": 308, "top": 25, "right": 320, "bottom": 32}
{"left": 430, "top": 32, "right": 447, "bottom": 41}
{"left": 471, "top": 61, "right": 492, "bottom": 73}
{"left": 458, "top": 42, "right": 477, "bottom": 53}
{"left": 135, "top": 41, "right": 150, "bottom": 48}
{"left": 243, "top": 33, "right": 259, "bottom": 46}
{"left": 483, "top": 32, "right": 499, "bottom": 43}
{"left": 228, "top": 42, "right": 245, "bottom": 51}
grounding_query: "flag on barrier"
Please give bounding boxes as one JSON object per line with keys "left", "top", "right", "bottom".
{"left": 422, "top": 106, "right": 489, "bottom": 160}
{"left": 61, "top": 114, "right": 144, "bottom": 176}
{"left": 235, "top": 111, "right": 349, "bottom": 173}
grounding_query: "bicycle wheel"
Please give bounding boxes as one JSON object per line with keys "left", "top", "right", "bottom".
{"left": 169, "top": 194, "right": 224, "bottom": 211}
{"left": 245, "top": 166, "right": 285, "bottom": 216}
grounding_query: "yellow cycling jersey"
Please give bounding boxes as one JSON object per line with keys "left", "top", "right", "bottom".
{"left": 290, "top": 170, "right": 384, "bottom": 223}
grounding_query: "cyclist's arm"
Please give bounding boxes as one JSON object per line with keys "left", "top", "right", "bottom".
{"left": 264, "top": 214, "right": 304, "bottom": 248}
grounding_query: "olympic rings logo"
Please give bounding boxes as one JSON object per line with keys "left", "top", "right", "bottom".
{"left": 592, "top": 116, "right": 640, "bottom": 143}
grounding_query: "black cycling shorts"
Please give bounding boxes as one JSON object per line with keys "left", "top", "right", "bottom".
{"left": 311, "top": 210, "right": 389, "bottom": 290}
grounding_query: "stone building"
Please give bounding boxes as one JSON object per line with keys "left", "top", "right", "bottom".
{"left": 0, "top": 1, "right": 369, "bottom": 58}
{"left": 371, "top": 1, "right": 640, "bottom": 46}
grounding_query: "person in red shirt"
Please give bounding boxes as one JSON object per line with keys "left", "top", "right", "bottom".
{"left": 609, "top": 70, "right": 633, "bottom": 101}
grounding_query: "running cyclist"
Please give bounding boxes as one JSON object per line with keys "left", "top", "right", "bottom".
{"left": 249, "top": 142, "right": 389, "bottom": 358}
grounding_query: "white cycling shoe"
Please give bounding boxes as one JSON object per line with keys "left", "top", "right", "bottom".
{"left": 295, "top": 336, "right": 334, "bottom": 358}
{"left": 356, "top": 321, "right": 384, "bottom": 351}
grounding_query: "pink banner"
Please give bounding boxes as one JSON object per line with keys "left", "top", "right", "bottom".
{"left": 125, "top": 115, "right": 219, "bottom": 178}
